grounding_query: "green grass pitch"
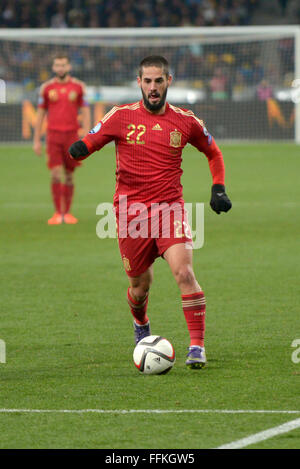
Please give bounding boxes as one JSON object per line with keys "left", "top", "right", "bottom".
{"left": 0, "top": 143, "right": 299, "bottom": 449}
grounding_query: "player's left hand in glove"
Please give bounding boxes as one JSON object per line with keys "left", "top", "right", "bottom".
{"left": 210, "top": 184, "right": 232, "bottom": 214}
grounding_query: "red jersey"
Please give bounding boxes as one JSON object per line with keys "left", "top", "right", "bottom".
{"left": 82, "top": 100, "right": 225, "bottom": 207}
{"left": 38, "top": 76, "right": 88, "bottom": 132}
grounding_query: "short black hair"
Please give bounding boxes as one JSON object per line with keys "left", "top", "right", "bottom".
{"left": 138, "top": 56, "right": 169, "bottom": 78}
{"left": 52, "top": 53, "right": 70, "bottom": 63}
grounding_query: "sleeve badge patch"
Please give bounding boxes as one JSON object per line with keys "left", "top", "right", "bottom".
{"left": 89, "top": 122, "right": 102, "bottom": 134}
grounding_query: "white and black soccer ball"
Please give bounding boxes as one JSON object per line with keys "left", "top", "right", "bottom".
{"left": 133, "top": 335, "right": 175, "bottom": 375}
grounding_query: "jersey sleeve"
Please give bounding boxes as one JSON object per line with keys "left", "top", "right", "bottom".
{"left": 78, "top": 83, "right": 89, "bottom": 108}
{"left": 81, "top": 106, "right": 120, "bottom": 153}
{"left": 188, "top": 115, "right": 225, "bottom": 185}
{"left": 37, "top": 84, "right": 48, "bottom": 110}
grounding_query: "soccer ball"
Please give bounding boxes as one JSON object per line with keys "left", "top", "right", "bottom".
{"left": 133, "top": 335, "right": 175, "bottom": 375}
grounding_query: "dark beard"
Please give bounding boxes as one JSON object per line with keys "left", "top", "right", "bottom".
{"left": 142, "top": 87, "right": 168, "bottom": 112}
{"left": 56, "top": 72, "right": 68, "bottom": 81}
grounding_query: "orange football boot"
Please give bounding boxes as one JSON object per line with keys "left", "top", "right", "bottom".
{"left": 48, "top": 212, "right": 63, "bottom": 225}
{"left": 63, "top": 213, "right": 78, "bottom": 224}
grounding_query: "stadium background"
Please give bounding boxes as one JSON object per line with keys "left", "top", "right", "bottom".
{"left": 0, "top": 0, "right": 299, "bottom": 142}
{"left": 1, "top": 0, "right": 299, "bottom": 28}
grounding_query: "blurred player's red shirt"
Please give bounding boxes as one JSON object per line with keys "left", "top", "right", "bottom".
{"left": 82, "top": 100, "right": 225, "bottom": 208}
{"left": 38, "top": 77, "right": 87, "bottom": 131}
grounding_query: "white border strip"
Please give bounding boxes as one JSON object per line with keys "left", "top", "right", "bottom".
{"left": 0, "top": 409, "right": 299, "bottom": 415}
{"left": 216, "top": 417, "right": 300, "bottom": 449}
{"left": 0, "top": 25, "right": 299, "bottom": 38}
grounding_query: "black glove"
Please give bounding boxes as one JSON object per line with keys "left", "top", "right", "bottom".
{"left": 69, "top": 140, "right": 89, "bottom": 159}
{"left": 210, "top": 184, "right": 232, "bottom": 214}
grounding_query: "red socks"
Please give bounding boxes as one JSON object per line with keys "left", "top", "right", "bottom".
{"left": 51, "top": 182, "right": 62, "bottom": 213}
{"left": 182, "top": 291, "right": 206, "bottom": 347}
{"left": 62, "top": 184, "right": 74, "bottom": 214}
{"left": 127, "top": 288, "right": 205, "bottom": 346}
{"left": 127, "top": 288, "right": 149, "bottom": 325}
{"left": 51, "top": 183, "right": 74, "bottom": 214}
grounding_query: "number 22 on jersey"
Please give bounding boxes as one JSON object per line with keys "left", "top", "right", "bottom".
{"left": 126, "top": 124, "right": 146, "bottom": 145}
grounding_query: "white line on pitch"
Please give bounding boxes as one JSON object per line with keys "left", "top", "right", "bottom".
{"left": 216, "top": 417, "right": 300, "bottom": 449}
{"left": 0, "top": 409, "right": 300, "bottom": 415}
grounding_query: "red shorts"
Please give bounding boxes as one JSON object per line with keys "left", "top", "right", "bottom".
{"left": 46, "top": 130, "right": 81, "bottom": 172}
{"left": 116, "top": 202, "right": 193, "bottom": 277}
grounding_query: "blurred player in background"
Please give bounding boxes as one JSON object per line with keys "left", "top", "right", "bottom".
{"left": 33, "top": 54, "right": 91, "bottom": 225}
{"left": 69, "top": 56, "right": 232, "bottom": 368}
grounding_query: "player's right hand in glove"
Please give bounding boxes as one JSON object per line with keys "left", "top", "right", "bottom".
{"left": 210, "top": 184, "right": 232, "bottom": 214}
{"left": 69, "top": 140, "right": 90, "bottom": 159}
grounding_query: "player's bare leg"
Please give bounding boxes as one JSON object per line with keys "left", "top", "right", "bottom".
{"left": 129, "top": 265, "right": 153, "bottom": 300}
{"left": 163, "top": 243, "right": 201, "bottom": 295}
{"left": 163, "top": 243, "right": 206, "bottom": 369}
{"left": 48, "top": 165, "right": 63, "bottom": 225}
{"left": 128, "top": 266, "right": 153, "bottom": 344}
{"left": 62, "top": 169, "right": 78, "bottom": 224}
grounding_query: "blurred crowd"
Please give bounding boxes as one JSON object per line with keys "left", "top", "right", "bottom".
{"left": 0, "top": 0, "right": 296, "bottom": 104}
{"left": 0, "top": 0, "right": 260, "bottom": 28}
{"left": 0, "top": 34, "right": 294, "bottom": 103}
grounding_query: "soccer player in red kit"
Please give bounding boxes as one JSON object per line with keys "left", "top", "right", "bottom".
{"left": 69, "top": 56, "right": 232, "bottom": 368}
{"left": 33, "top": 54, "right": 91, "bottom": 225}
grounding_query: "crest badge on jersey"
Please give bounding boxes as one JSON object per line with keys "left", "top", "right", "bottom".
{"left": 48, "top": 89, "right": 58, "bottom": 101}
{"left": 68, "top": 90, "right": 78, "bottom": 101}
{"left": 170, "top": 130, "right": 182, "bottom": 148}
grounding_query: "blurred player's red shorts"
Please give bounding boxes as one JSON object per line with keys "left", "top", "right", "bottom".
{"left": 116, "top": 202, "right": 193, "bottom": 277}
{"left": 46, "top": 130, "right": 81, "bottom": 171}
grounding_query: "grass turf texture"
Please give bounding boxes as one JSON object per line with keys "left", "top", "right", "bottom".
{"left": 0, "top": 143, "right": 299, "bottom": 449}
